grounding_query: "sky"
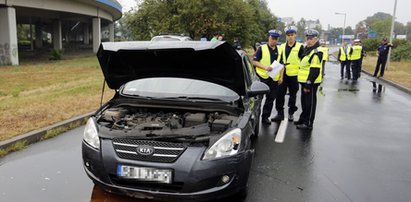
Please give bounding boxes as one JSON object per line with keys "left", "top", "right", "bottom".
{"left": 117, "top": 0, "right": 410, "bottom": 29}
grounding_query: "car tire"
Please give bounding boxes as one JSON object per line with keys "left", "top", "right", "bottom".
{"left": 237, "top": 186, "right": 248, "bottom": 200}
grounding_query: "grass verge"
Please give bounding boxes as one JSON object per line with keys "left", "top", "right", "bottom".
{"left": 362, "top": 56, "right": 411, "bottom": 89}
{"left": 0, "top": 140, "right": 28, "bottom": 157}
{"left": 0, "top": 56, "right": 113, "bottom": 141}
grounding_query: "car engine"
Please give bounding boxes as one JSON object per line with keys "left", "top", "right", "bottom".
{"left": 97, "top": 106, "right": 238, "bottom": 136}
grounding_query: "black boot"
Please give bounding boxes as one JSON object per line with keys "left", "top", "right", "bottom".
{"left": 262, "top": 117, "right": 271, "bottom": 125}
{"left": 296, "top": 123, "right": 313, "bottom": 130}
{"left": 271, "top": 114, "right": 284, "bottom": 122}
{"left": 288, "top": 114, "right": 294, "bottom": 122}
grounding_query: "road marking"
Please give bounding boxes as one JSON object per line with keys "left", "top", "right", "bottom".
{"left": 274, "top": 119, "right": 288, "bottom": 143}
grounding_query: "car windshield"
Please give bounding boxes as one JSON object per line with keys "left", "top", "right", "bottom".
{"left": 121, "top": 77, "right": 239, "bottom": 102}
{"left": 151, "top": 37, "right": 182, "bottom": 41}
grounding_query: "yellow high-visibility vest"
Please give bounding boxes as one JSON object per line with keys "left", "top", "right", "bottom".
{"left": 256, "top": 44, "right": 281, "bottom": 81}
{"left": 339, "top": 46, "right": 352, "bottom": 61}
{"left": 279, "top": 42, "right": 302, "bottom": 76}
{"left": 318, "top": 46, "right": 329, "bottom": 61}
{"left": 351, "top": 45, "right": 363, "bottom": 60}
{"left": 298, "top": 48, "right": 322, "bottom": 84}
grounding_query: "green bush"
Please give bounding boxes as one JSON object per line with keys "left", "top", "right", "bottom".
{"left": 392, "top": 39, "right": 408, "bottom": 48}
{"left": 362, "top": 38, "right": 381, "bottom": 52}
{"left": 50, "top": 49, "right": 63, "bottom": 60}
{"left": 391, "top": 42, "right": 411, "bottom": 61}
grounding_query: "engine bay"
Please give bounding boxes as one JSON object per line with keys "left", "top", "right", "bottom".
{"left": 97, "top": 105, "right": 239, "bottom": 139}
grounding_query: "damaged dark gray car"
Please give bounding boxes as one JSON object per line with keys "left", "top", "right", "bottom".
{"left": 82, "top": 41, "right": 269, "bottom": 201}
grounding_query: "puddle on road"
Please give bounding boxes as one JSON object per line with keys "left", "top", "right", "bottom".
{"left": 371, "top": 81, "right": 385, "bottom": 94}
{"left": 336, "top": 80, "right": 360, "bottom": 93}
{"left": 336, "top": 79, "right": 386, "bottom": 96}
{"left": 89, "top": 185, "right": 239, "bottom": 202}
{"left": 89, "top": 185, "right": 157, "bottom": 202}
{"left": 337, "top": 88, "right": 360, "bottom": 92}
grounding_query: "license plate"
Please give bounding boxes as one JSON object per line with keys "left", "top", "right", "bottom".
{"left": 117, "top": 165, "right": 172, "bottom": 184}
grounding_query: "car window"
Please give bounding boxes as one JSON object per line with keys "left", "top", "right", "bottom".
{"left": 242, "top": 57, "right": 252, "bottom": 86}
{"left": 151, "top": 37, "right": 181, "bottom": 41}
{"left": 151, "top": 35, "right": 192, "bottom": 41}
{"left": 121, "top": 77, "right": 239, "bottom": 101}
{"left": 244, "top": 56, "right": 258, "bottom": 81}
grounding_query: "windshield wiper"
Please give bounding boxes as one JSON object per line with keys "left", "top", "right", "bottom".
{"left": 137, "top": 133, "right": 210, "bottom": 142}
{"left": 162, "top": 96, "right": 230, "bottom": 103}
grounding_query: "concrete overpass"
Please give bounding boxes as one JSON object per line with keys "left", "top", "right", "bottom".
{"left": 0, "top": 0, "right": 122, "bottom": 65}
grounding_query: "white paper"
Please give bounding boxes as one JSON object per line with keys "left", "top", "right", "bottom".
{"left": 266, "top": 60, "right": 284, "bottom": 79}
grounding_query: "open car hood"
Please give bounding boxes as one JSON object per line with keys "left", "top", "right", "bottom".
{"left": 97, "top": 41, "right": 246, "bottom": 95}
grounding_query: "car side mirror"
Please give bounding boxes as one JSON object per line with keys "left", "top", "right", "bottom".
{"left": 247, "top": 81, "right": 270, "bottom": 97}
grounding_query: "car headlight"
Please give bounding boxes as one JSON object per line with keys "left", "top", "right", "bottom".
{"left": 83, "top": 117, "right": 100, "bottom": 149}
{"left": 202, "top": 128, "right": 241, "bottom": 160}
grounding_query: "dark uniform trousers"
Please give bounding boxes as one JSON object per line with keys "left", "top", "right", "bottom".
{"left": 259, "top": 76, "right": 278, "bottom": 119}
{"left": 340, "top": 60, "right": 351, "bottom": 79}
{"left": 374, "top": 57, "right": 387, "bottom": 77}
{"left": 275, "top": 75, "right": 298, "bottom": 116}
{"left": 299, "top": 83, "right": 319, "bottom": 126}
{"left": 351, "top": 59, "right": 360, "bottom": 80}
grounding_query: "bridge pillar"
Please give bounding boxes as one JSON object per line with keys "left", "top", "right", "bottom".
{"left": 92, "top": 17, "right": 101, "bottom": 53}
{"left": 0, "top": 7, "right": 19, "bottom": 65}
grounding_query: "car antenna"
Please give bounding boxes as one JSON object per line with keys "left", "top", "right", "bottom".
{"left": 100, "top": 79, "right": 106, "bottom": 107}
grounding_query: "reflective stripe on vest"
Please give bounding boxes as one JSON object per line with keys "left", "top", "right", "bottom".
{"left": 351, "top": 45, "right": 362, "bottom": 60}
{"left": 339, "top": 46, "right": 351, "bottom": 61}
{"left": 280, "top": 42, "right": 301, "bottom": 76}
{"left": 256, "top": 44, "right": 281, "bottom": 80}
{"left": 298, "top": 49, "right": 322, "bottom": 83}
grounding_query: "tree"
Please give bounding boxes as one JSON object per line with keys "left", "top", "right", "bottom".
{"left": 406, "top": 22, "right": 411, "bottom": 41}
{"left": 245, "top": 0, "right": 279, "bottom": 44}
{"left": 123, "top": 0, "right": 278, "bottom": 47}
{"left": 296, "top": 18, "right": 306, "bottom": 40}
{"left": 354, "top": 12, "right": 407, "bottom": 39}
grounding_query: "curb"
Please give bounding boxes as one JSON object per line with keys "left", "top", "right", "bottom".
{"left": 362, "top": 70, "right": 411, "bottom": 95}
{"left": 0, "top": 112, "right": 94, "bottom": 154}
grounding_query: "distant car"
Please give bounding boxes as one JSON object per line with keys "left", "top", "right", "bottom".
{"left": 82, "top": 41, "right": 269, "bottom": 201}
{"left": 151, "top": 35, "right": 192, "bottom": 41}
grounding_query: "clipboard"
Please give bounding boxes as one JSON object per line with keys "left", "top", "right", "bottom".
{"left": 266, "top": 60, "right": 284, "bottom": 79}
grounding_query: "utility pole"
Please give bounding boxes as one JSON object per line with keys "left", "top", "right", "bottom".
{"left": 386, "top": 0, "right": 398, "bottom": 70}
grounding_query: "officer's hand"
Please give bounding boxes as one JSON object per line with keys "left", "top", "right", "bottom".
{"left": 266, "top": 66, "right": 273, "bottom": 71}
{"left": 278, "top": 78, "right": 283, "bottom": 85}
{"left": 303, "top": 87, "right": 311, "bottom": 93}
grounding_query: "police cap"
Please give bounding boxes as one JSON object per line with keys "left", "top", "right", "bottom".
{"left": 304, "top": 29, "right": 319, "bottom": 37}
{"left": 268, "top": 29, "right": 282, "bottom": 38}
{"left": 284, "top": 26, "right": 298, "bottom": 34}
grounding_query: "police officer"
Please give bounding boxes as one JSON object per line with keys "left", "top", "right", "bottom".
{"left": 350, "top": 39, "right": 364, "bottom": 81}
{"left": 337, "top": 41, "right": 353, "bottom": 79}
{"left": 253, "top": 29, "right": 283, "bottom": 124}
{"left": 295, "top": 29, "right": 323, "bottom": 130}
{"left": 373, "top": 37, "right": 392, "bottom": 78}
{"left": 272, "top": 26, "right": 303, "bottom": 122}
{"left": 317, "top": 39, "right": 329, "bottom": 78}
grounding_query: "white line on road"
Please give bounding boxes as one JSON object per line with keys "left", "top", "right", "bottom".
{"left": 274, "top": 118, "right": 288, "bottom": 143}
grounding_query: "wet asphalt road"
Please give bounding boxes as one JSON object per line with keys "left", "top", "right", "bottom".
{"left": 1, "top": 58, "right": 411, "bottom": 202}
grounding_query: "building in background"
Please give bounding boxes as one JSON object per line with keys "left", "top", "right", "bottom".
{"left": 0, "top": 0, "right": 122, "bottom": 66}
{"left": 306, "top": 20, "right": 321, "bottom": 30}
{"left": 279, "top": 17, "right": 294, "bottom": 26}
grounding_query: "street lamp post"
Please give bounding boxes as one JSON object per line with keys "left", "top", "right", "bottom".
{"left": 335, "top": 12, "right": 346, "bottom": 44}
